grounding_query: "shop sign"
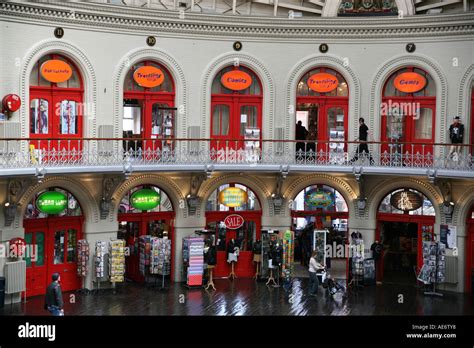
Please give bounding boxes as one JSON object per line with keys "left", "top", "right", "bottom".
{"left": 220, "top": 70, "right": 253, "bottom": 91}
{"left": 131, "top": 189, "right": 161, "bottom": 211}
{"left": 393, "top": 72, "right": 426, "bottom": 93}
{"left": 390, "top": 190, "right": 423, "bottom": 212}
{"left": 40, "top": 60, "right": 73, "bottom": 83}
{"left": 224, "top": 214, "right": 244, "bottom": 230}
{"left": 36, "top": 191, "right": 68, "bottom": 215}
{"left": 9, "top": 237, "right": 26, "bottom": 257}
{"left": 218, "top": 187, "right": 248, "bottom": 207}
{"left": 133, "top": 66, "right": 165, "bottom": 88}
{"left": 304, "top": 188, "right": 334, "bottom": 208}
{"left": 307, "top": 73, "right": 339, "bottom": 93}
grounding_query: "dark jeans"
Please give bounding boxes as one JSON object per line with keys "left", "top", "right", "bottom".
{"left": 48, "top": 306, "right": 63, "bottom": 316}
{"left": 350, "top": 143, "right": 373, "bottom": 163}
{"left": 309, "top": 271, "right": 319, "bottom": 295}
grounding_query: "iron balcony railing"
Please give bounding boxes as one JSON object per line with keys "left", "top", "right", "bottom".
{"left": 0, "top": 138, "right": 472, "bottom": 173}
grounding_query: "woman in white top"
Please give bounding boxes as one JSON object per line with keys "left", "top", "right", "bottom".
{"left": 308, "top": 250, "right": 325, "bottom": 296}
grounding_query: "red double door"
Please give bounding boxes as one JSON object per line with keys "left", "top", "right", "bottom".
{"left": 210, "top": 95, "right": 262, "bottom": 154}
{"left": 29, "top": 89, "right": 83, "bottom": 158}
{"left": 381, "top": 96, "right": 435, "bottom": 157}
{"left": 375, "top": 214, "right": 435, "bottom": 282}
{"left": 24, "top": 217, "right": 83, "bottom": 297}
{"left": 206, "top": 211, "right": 261, "bottom": 278}
{"left": 118, "top": 212, "right": 174, "bottom": 283}
{"left": 466, "top": 207, "right": 474, "bottom": 294}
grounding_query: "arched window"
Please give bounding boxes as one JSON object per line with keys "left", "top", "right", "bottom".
{"left": 25, "top": 188, "right": 82, "bottom": 219}
{"left": 297, "top": 68, "right": 348, "bottom": 97}
{"left": 338, "top": 0, "right": 398, "bottom": 16}
{"left": 206, "top": 183, "right": 260, "bottom": 211}
{"left": 211, "top": 66, "right": 261, "bottom": 96}
{"left": 119, "top": 185, "right": 173, "bottom": 214}
{"left": 378, "top": 188, "right": 435, "bottom": 216}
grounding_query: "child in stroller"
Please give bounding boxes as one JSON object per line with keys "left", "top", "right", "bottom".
{"left": 322, "top": 272, "right": 346, "bottom": 299}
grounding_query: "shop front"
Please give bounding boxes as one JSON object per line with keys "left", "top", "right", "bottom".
{"left": 376, "top": 188, "right": 436, "bottom": 285}
{"left": 29, "top": 54, "right": 84, "bottom": 156}
{"left": 117, "top": 185, "right": 175, "bottom": 282}
{"left": 23, "top": 188, "right": 83, "bottom": 297}
{"left": 295, "top": 67, "right": 348, "bottom": 158}
{"left": 466, "top": 205, "right": 474, "bottom": 295}
{"left": 205, "top": 184, "right": 261, "bottom": 278}
{"left": 291, "top": 184, "right": 349, "bottom": 278}
{"left": 381, "top": 67, "right": 436, "bottom": 159}
{"left": 210, "top": 65, "right": 262, "bottom": 156}
{"left": 123, "top": 60, "right": 176, "bottom": 154}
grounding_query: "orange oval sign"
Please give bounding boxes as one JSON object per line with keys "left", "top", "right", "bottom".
{"left": 307, "top": 73, "right": 339, "bottom": 93}
{"left": 393, "top": 72, "right": 426, "bottom": 93}
{"left": 221, "top": 70, "right": 253, "bottom": 91}
{"left": 133, "top": 66, "right": 165, "bottom": 88}
{"left": 40, "top": 60, "right": 73, "bottom": 83}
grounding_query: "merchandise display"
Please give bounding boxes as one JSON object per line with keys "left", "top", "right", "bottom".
{"left": 282, "top": 230, "right": 295, "bottom": 275}
{"left": 139, "top": 235, "right": 152, "bottom": 276}
{"left": 350, "top": 237, "right": 364, "bottom": 286}
{"left": 182, "top": 236, "right": 205, "bottom": 286}
{"left": 95, "top": 240, "right": 107, "bottom": 279}
{"left": 109, "top": 239, "right": 126, "bottom": 283}
{"left": 151, "top": 237, "right": 172, "bottom": 275}
{"left": 313, "top": 229, "right": 328, "bottom": 265}
{"left": 77, "top": 239, "right": 89, "bottom": 277}
{"left": 418, "top": 241, "right": 446, "bottom": 285}
{"left": 260, "top": 230, "right": 280, "bottom": 278}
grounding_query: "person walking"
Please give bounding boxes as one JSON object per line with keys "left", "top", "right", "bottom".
{"left": 308, "top": 250, "right": 325, "bottom": 297}
{"left": 349, "top": 118, "right": 374, "bottom": 165}
{"left": 295, "top": 121, "right": 309, "bottom": 154}
{"left": 44, "top": 273, "right": 64, "bottom": 316}
{"left": 448, "top": 116, "right": 464, "bottom": 161}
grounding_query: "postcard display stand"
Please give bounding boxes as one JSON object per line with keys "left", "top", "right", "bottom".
{"left": 282, "top": 230, "right": 295, "bottom": 286}
{"left": 329, "top": 114, "right": 346, "bottom": 165}
{"left": 183, "top": 236, "right": 205, "bottom": 287}
{"left": 260, "top": 230, "right": 280, "bottom": 280}
{"left": 350, "top": 238, "right": 364, "bottom": 288}
{"left": 94, "top": 240, "right": 108, "bottom": 292}
{"left": 418, "top": 241, "right": 446, "bottom": 297}
{"left": 139, "top": 236, "right": 152, "bottom": 280}
{"left": 244, "top": 127, "right": 260, "bottom": 162}
{"left": 76, "top": 240, "right": 89, "bottom": 293}
{"left": 109, "top": 240, "right": 126, "bottom": 287}
{"left": 151, "top": 238, "right": 172, "bottom": 290}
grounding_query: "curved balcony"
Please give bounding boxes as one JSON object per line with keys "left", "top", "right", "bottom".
{"left": 0, "top": 138, "right": 472, "bottom": 178}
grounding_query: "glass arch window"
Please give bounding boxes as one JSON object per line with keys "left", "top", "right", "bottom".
{"left": 293, "top": 184, "right": 348, "bottom": 213}
{"left": 211, "top": 66, "right": 262, "bottom": 95}
{"left": 30, "top": 54, "right": 82, "bottom": 89}
{"left": 206, "top": 184, "right": 260, "bottom": 211}
{"left": 24, "top": 188, "right": 82, "bottom": 219}
{"left": 124, "top": 61, "right": 174, "bottom": 93}
{"left": 378, "top": 188, "right": 435, "bottom": 216}
{"left": 384, "top": 67, "right": 435, "bottom": 97}
{"left": 119, "top": 185, "right": 173, "bottom": 213}
{"left": 297, "top": 67, "right": 348, "bottom": 97}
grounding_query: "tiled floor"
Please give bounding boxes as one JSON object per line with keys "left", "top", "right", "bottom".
{"left": 1, "top": 278, "right": 472, "bottom": 316}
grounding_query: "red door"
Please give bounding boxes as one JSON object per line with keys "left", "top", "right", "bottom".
{"left": 24, "top": 216, "right": 83, "bottom": 297}
{"left": 470, "top": 90, "right": 474, "bottom": 155}
{"left": 466, "top": 207, "right": 474, "bottom": 294}
{"left": 206, "top": 211, "right": 261, "bottom": 278}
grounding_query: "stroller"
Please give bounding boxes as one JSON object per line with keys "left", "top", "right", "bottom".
{"left": 322, "top": 271, "right": 346, "bottom": 300}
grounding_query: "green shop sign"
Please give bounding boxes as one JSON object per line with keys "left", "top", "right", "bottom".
{"left": 304, "top": 188, "right": 334, "bottom": 208}
{"left": 131, "top": 189, "right": 160, "bottom": 211}
{"left": 36, "top": 191, "right": 68, "bottom": 215}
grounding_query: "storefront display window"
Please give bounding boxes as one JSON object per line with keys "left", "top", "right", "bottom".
{"left": 53, "top": 230, "right": 65, "bottom": 265}
{"left": 212, "top": 66, "right": 261, "bottom": 95}
{"left": 206, "top": 184, "right": 259, "bottom": 211}
{"left": 378, "top": 188, "right": 435, "bottom": 216}
{"left": 119, "top": 185, "right": 171, "bottom": 213}
{"left": 30, "top": 99, "right": 49, "bottom": 135}
{"left": 25, "top": 188, "right": 82, "bottom": 219}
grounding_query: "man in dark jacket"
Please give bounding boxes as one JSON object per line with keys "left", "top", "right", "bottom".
{"left": 349, "top": 118, "right": 374, "bottom": 165}
{"left": 448, "top": 116, "right": 464, "bottom": 160}
{"left": 44, "top": 273, "right": 64, "bottom": 316}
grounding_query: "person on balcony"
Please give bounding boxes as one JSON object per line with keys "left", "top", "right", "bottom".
{"left": 448, "top": 116, "right": 464, "bottom": 161}
{"left": 349, "top": 118, "right": 374, "bottom": 165}
{"left": 295, "top": 121, "right": 308, "bottom": 155}
{"left": 307, "top": 120, "right": 317, "bottom": 154}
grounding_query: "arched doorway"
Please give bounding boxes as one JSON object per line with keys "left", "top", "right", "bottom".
{"left": 205, "top": 184, "right": 262, "bottom": 277}
{"left": 29, "top": 54, "right": 84, "bottom": 154}
{"left": 23, "top": 188, "right": 83, "bottom": 297}
{"left": 295, "top": 67, "right": 349, "bottom": 158}
{"left": 123, "top": 60, "right": 175, "bottom": 153}
{"left": 210, "top": 65, "right": 262, "bottom": 154}
{"left": 291, "top": 184, "right": 349, "bottom": 278}
{"left": 117, "top": 185, "right": 175, "bottom": 283}
{"left": 381, "top": 67, "right": 436, "bottom": 159}
{"left": 376, "top": 188, "right": 436, "bottom": 285}
{"left": 466, "top": 205, "right": 474, "bottom": 295}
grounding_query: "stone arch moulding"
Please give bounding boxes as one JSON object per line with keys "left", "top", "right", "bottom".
{"left": 200, "top": 52, "right": 275, "bottom": 142}
{"left": 366, "top": 178, "right": 443, "bottom": 223}
{"left": 452, "top": 185, "right": 474, "bottom": 227}
{"left": 322, "top": 0, "right": 415, "bottom": 17}
{"left": 369, "top": 54, "right": 448, "bottom": 145}
{"left": 458, "top": 64, "right": 474, "bottom": 145}
{"left": 285, "top": 54, "right": 361, "bottom": 144}
{"left": 113, "top": 47, "right": 188, "bottom": 139}
{"left": 20, "top": 39, "right": 97, "bottom": 139}
{"left": 198, "top": 174, "right": 272, "bottom": 218}
{"left": 109, "top": 174, "right": 186, "bottom": 222}
{"left": 283, "top": 174, "right": 358, "bottom": 218}
{"left": 15, "top": 176, "right": 100, "bottom": 229}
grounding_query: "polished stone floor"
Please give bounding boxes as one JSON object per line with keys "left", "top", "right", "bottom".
{"left": 2, "top": 278, "right": 473, "bottom": 316}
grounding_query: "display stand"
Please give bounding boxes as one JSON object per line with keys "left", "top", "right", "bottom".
{"left": 183, "top": 236, "right": 205, "bottom": 288}
{"left": 418, "top": 241, "right": 445, "bottom": 297}
{"left": 266, "top": 266, "right": 277, "bottom": 286}
{"left": 77, "top": 239, "right": 90, "bottom": 294}
{"left": 93, "top": 240, "right": 108, "bottom": 295}
{"left": 254, "top": 261, "right": 261, "bottom": 279}
{"left": 109, "top": 240, "right": 126, "bottom": 293}
{"left": 228, "top": 262, "right": 237, "bottom": 280}
{"left": 260, "top": 230, "right": 280, "bottom": 281}
{"left": 205, "top": 265, "right": 216, "bottom": 291}
{"left": 348, "top": 237, "right": 364, "bottom": 291}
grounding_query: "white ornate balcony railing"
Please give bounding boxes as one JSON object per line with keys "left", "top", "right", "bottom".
{"left": 0, "top": 138, "right": 472, "bottom": 175}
